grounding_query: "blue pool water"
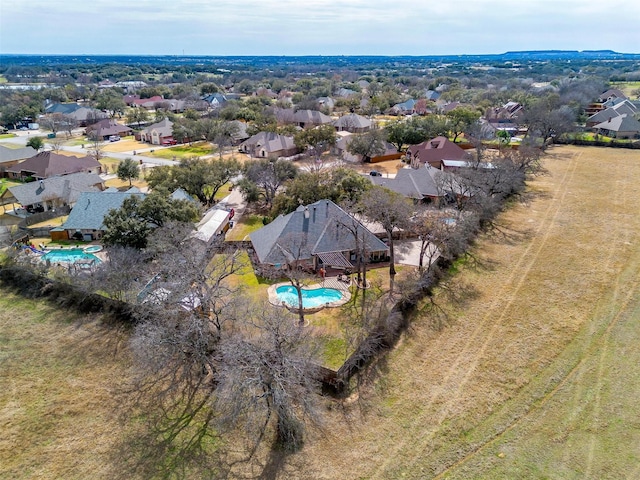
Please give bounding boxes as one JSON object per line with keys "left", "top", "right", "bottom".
{"left": 275, "top": 285, "right": 343, "bottom": 308}
{"left": 42, "top": 248, "right": 101, "bottom": 264}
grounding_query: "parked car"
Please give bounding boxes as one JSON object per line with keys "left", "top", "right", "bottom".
{"left": 109, "top": 135, "right": 121, "bottom": 142}
{"left": 369, "top": 170, "right": 382, "bottom": 176}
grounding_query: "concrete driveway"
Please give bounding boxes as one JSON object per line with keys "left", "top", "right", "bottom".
{"left": 395, "top": 239, "right": 440, "bottom": 268}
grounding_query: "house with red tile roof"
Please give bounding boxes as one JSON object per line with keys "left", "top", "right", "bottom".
{"left": 406, "top": 136, "right": 470, "bottom": 168}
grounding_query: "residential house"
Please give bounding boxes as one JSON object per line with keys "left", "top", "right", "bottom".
{"left": 388, "top": 99, "right": 416, "bottom": 116}
{"left": 170, "top": 187, "right": 199, "bottom": 205}
{"left": 481, "top": 119, "right": 519, "bottom": 138}
{"left": 424, "top": 90, "right": 441, "bottom": 101}
{"left": 485, "top": 101, "right": 524, "bottom": 121}
{"left": 585, "top": 100, "right": 638, "bottom": 128}
{"left": 239, "top": 132, "right": 298, "bottom": 158}
{"left": 275, "top": 108, "right": 333, "bottom": 128}
{"left": 124, "top": 95, "right": 165, "bottom": 109}
{"left": 317, "top": 97, "right": 335, "bottom": 110}
{"left": 229, "top": 120, "right": 250, "bottom": 144}
{"left": 0, "top": 172, "right": 104, "bottom": 213}
{"left": 335, "top": 134, "right": 400, "bottom": 163}
{"left": 406, "top": 136, "right": 470, "bottom": 168}
{"left": 43, "top": 102, "right": 106, "bottom": 126}
{"left": 332, "top": 113, "right": 372, "bottom": 133}
{"left": 335, "top": 87, "right": 357, "bottom": 98}
{"left": 249, "top": 199, "right": 389, "bottom": 270}
{"left": 62, "top": 187, "right": 145, "bottom": 241}
{"left": 6, "top": 151, "right": 102, "bottom": 181}
{"left": 593, "top": 114, "right": 640, "bottom": 139}
{"left": 598, "top": 89, "right": 627, "bottom": 103}
{"left": 85, "top": 118, "right": 133, "bottom": 140}
{"left": 202, "top": 93, "right": 229, "bottom": 109}
{"left": 369, "top": 166, "right": 442, "bottom": 204}
{"left": 0, "top": 145, "right": 37, "bottom": 176}
{"left": 139, "top": 118, "right": 174, "bottom": 145}
{"left": 293, "top": 109, "right": 333, "bottom": 128}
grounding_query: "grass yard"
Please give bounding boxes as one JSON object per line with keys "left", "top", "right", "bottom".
{"left": 609, "top": 81, "right": 640, "bottom": 98}
{"left": 225, "top": 213, "right": 264, "bottom": 240}
{"left": 0, "top": 292, "right": 131, "bottom": 480}
{"left": 0, "top": 179, "right": 20, "bottom": 196}
{"left": 147, "top": 142, "right": 213, "bottom": 159}
{"left": 0, "top": 133, "right": 17, "bottom": 139}
{"left": 101, "top": 137, "right": 147, "bottom": 153}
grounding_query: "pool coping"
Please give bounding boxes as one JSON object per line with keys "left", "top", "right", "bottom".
{"left": 267, "top": 281, "right": 351, "bottom": 313}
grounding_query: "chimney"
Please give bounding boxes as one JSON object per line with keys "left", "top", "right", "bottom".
{"left": 39, "top": 180, "right": 44, "bottom": 189}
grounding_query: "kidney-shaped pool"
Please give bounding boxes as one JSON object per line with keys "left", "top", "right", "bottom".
{"left": 275, "top": 285, "right": 344, "bottom": 309}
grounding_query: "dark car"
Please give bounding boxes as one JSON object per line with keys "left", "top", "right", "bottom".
{"left": 369, "top": 170, "right": 382, "bottom": 176}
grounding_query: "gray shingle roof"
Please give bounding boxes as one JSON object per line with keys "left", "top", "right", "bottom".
{"left": 594, "top": 114, "right": 640, "bottom": 133}
{"left": 370, "top": 167, "right": 440, "bottom": 199}
{"left": 6, "top": 173, "right": 104, "bottom": 207}
{"left": 62, "top": 189, "right": 146, "bottom": 231}
{"left": 0, "top": 145, "right": 37, "bottom": 164}
{"left": 249, "top": 199, "right": 388, "bottom": 266}
{"left": 332, "top": 113, "right": 372, "bottom": 130}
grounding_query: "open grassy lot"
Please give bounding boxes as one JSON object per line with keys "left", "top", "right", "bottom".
{"left": 0, "top": 292, "right": 131, "bottom": 480}
{"left": 146, "top": 141, "right": 212, "bottom": 159}
{"left": 289, "top": 145, "right": 640, "bottom": 479}
{"left": 101, "top": 137, "right": 148, "bottom": 153}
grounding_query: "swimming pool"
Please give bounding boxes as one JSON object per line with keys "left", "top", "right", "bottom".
{"left": 42, "top": 248, "right": 101, "bottom": 264}
{"left": 275, "top": 285, "right": 343, "bottom": 308}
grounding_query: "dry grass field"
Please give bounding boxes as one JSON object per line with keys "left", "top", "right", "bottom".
{"left": 1, "top": 145, "right": 639, "bottom": 479}
{"left": 0, "top": 294, "right": 131, "bottom": 479}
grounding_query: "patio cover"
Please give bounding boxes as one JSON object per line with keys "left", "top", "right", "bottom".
{"left": 316, "top": 251, "right": 353, "bottom": 269}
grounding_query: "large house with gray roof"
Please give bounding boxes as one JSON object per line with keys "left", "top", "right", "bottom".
{"left": 239, "top": 132, "right": 298, "bottom": 158}
{"left": 249, "top": 199, "right": 388, "bottom": 271}
{"left": 139, "top": 118, "right": 174, "bottom": 145}
{"left": 593, "top": 114, "right": 640, "bottom": 139}
{"left": 0, "top": 145, "right": 37, "bottom": 174}
{"left": 332, "top": 113, "right": 372, "bottom": 133}
{"left": 0, "top": 172, "right": 104, "bottom": 213}
{"left": 62, "top": 188, "right": 145, "bottom": 241}
{"left": 369, "top": 166, "right": 442, "bottom": 203}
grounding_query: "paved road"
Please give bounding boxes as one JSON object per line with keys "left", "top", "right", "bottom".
{"left": 0, "top": 129, "right": 178, "bottom": 167}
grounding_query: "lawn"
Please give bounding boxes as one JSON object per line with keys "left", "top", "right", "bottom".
{"left": 0, "top": 179, "right": 20, "bottom": 196}
{"left": 0, "top": 133, "right": 17, "bottom": 139}
{"left": 0, "top": 291, "right": 131, "bottom": 480}
{"left": 147, "top": 142, "right": 213, "bottom": 159}
{"left": 225, "top": 213, "right": 264, "bottom": 240}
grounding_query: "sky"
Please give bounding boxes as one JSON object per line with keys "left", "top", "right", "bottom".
{"left": 1, "top": 0, "right": 639, "bottom": 56}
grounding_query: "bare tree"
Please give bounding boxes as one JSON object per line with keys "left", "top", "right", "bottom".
{"left": 361, "top": 186, "right": 412, "bottom": 295}
{"left": 48, "top": 137, "right": 65, "bottom": 153}
{"left": 88, "top": 137, "right": 105, "bottom": 163}
{"left": 216, "top": 305, "right": 322, "bottom": 453}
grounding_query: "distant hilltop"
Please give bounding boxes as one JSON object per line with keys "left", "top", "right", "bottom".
{"left": 0, "top": 50, "right": 638, "bottom": 67}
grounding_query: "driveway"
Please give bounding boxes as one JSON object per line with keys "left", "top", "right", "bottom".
{"left": 395, "top": 239, "right": 440, "bottom": 268}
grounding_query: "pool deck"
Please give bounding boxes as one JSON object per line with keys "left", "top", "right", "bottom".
{"left": 267, "top": 280, "right": 352, "bottom": 312}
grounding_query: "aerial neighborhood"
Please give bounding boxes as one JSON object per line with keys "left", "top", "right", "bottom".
{"left": 1, "top": 51, "right": 639, "bottom": 477}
